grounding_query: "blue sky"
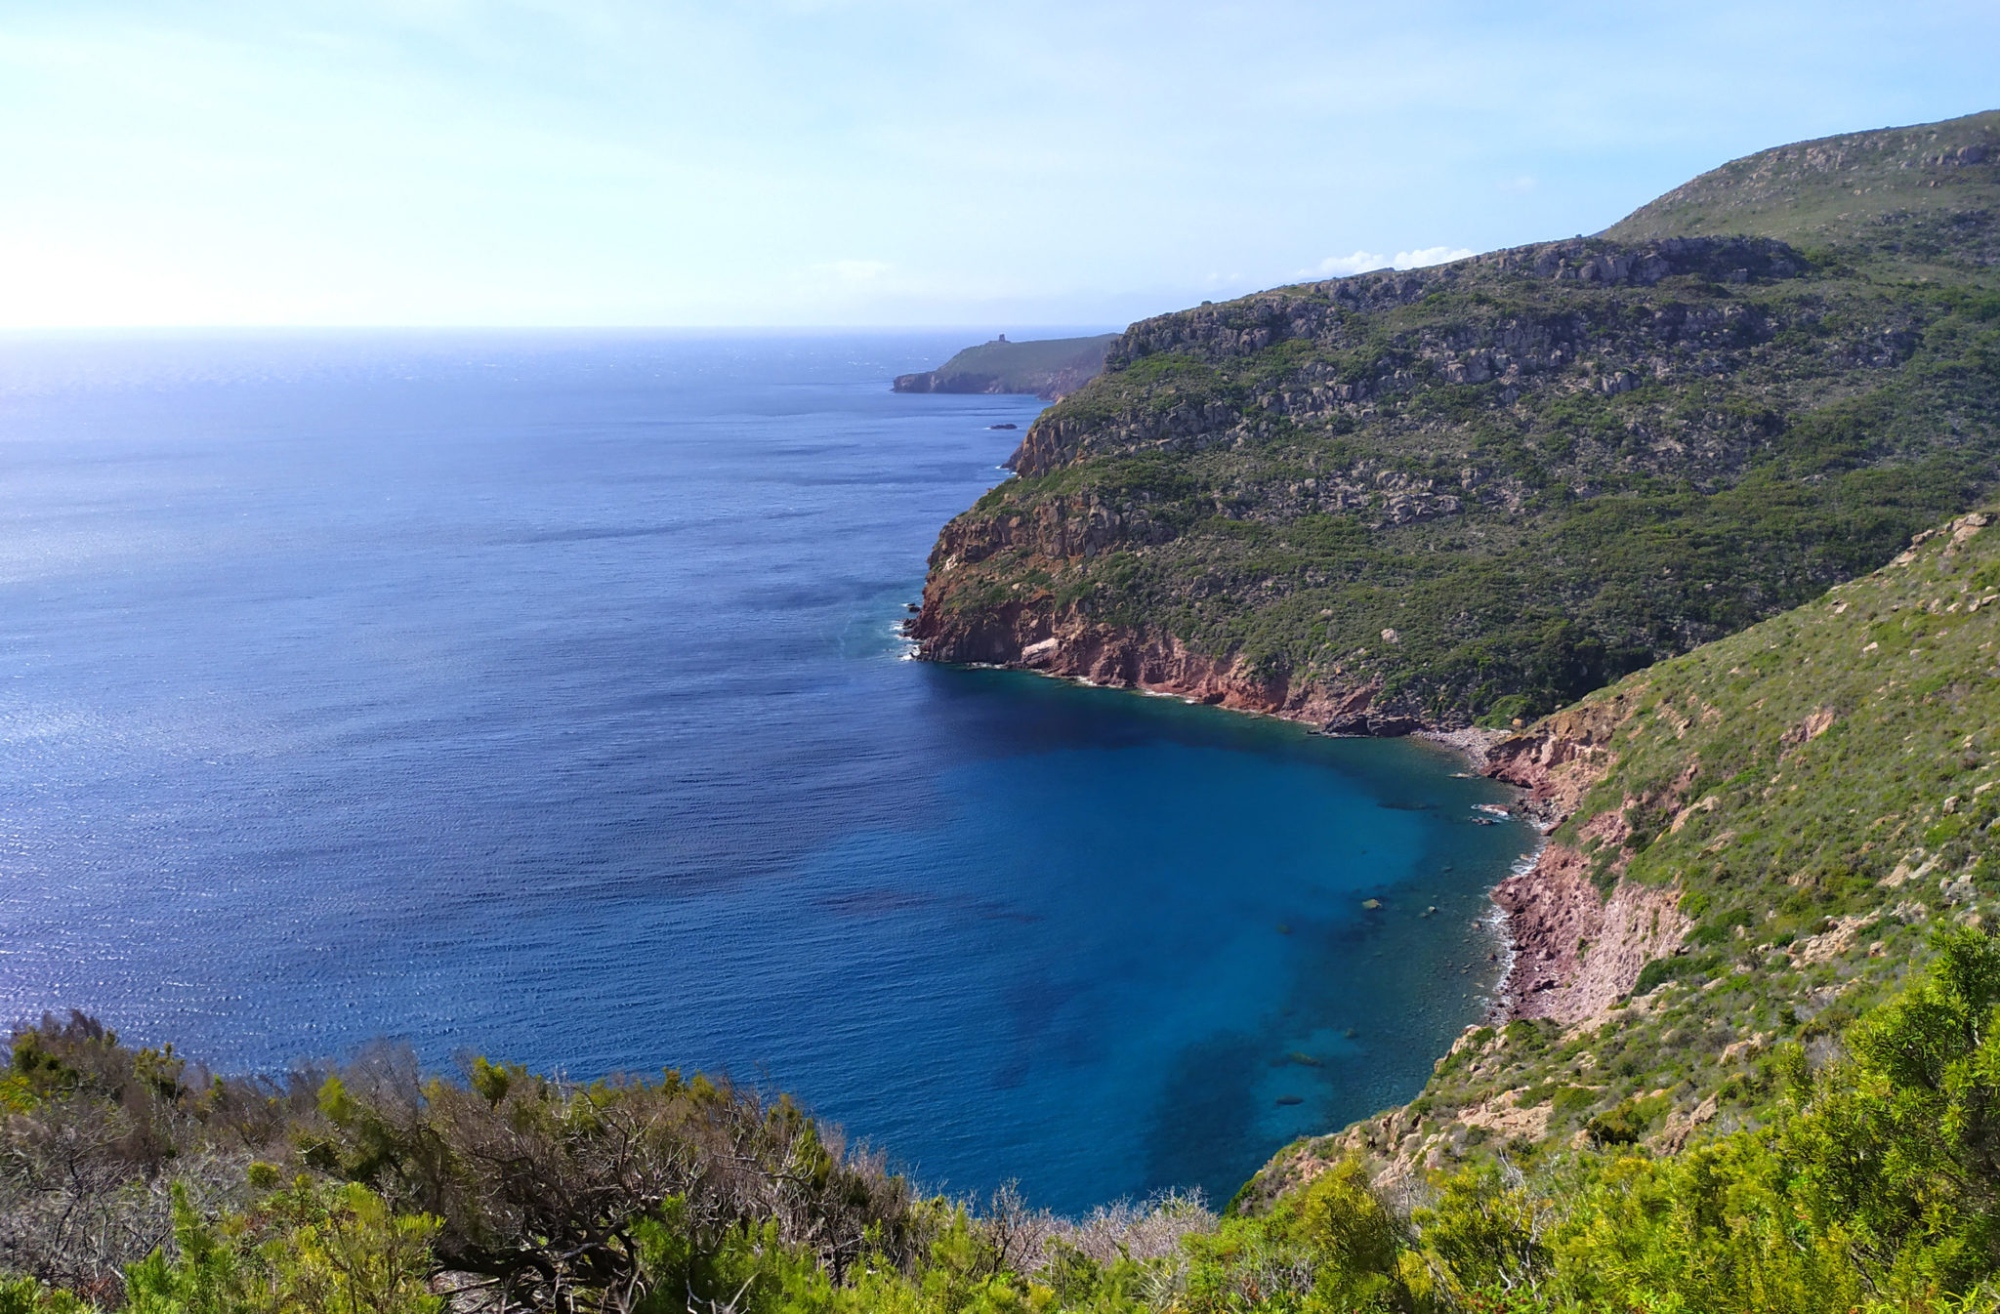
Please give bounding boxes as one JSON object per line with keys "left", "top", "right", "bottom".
{"left": 1, "top": 1, "right": 1995, "bottom": 328}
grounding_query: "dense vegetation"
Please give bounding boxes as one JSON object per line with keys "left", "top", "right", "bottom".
{"left": 915, "top": 110, "right": 2000, "bottom": 725}
{"left": 14, "top": 927, "right": 2000, "bottom": 1311}
{"left": 1248, "top": 501, "right": 2000, "bottom": 1198}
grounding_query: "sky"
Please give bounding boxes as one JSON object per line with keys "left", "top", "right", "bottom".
{"left": 0, "top": 1, "right": 1996, "bottom": 329}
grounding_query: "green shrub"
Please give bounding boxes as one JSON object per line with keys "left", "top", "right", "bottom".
{"left": 1584, "top": 1101, "right": 1646, "bottom": 1147}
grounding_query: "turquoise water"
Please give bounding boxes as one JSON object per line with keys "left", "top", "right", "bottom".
{"left": 0, "top": 332, "right": 1533, "bottom": 1212}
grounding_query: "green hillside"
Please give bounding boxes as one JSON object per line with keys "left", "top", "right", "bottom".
{"left": 1254, "top": 503, "right": 2000, "bottom": 1184}
{"left": 912, "top": 113, "right": 2000, "bottom": 730}
{"left": 1606, "top": 109, "right": 2000, "bottom": 270}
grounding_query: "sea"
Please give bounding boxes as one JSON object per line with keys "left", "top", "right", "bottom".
{"left": 0, "top": 331, "right": 1534, "bottom": 1215}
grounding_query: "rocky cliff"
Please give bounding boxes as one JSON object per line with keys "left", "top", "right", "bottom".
{"left": 914, "top": 111, "right": 2000, "bottom": 732}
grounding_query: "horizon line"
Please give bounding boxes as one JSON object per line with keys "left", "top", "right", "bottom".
{"left": 0, "top": 323, "right": 1131, "bottom": 336}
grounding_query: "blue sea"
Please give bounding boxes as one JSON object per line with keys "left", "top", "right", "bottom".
{"left": 0, "top": 332, "right": 1532, "bottom": 1214}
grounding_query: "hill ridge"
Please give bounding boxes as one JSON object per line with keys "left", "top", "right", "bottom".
{"left": 912, "top": 111, "right": 2000, "bottom": 735}
{"left": 1605, "top": 107, "right": 2000, "bottom": 266}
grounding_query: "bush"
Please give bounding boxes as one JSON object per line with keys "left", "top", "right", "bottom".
{"left": 1583, "top": 1102, "right": 1645, "bottom": 1147}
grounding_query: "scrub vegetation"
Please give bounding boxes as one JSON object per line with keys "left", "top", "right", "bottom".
{"left": 12, "top": 931, "right": 2000, "bottom": 1311}
{"left": 918, "top": 111, "right": 2000, "bottom": 725}
{"left": 1228, "top": 499, "right": 2000, "bottom": 1234}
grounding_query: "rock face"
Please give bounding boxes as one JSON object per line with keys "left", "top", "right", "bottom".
{"left": 1491, "top": 844, "right": 1690, "bottom": 1024}
{"left": 1481, "top": 685, "right": 1695, "bottom": 1023}
{"left": 911, "top": 593, "right": 1386, "bottom": 727}
{"left": 893, "top": 364, "right": 1104, "bottom": 402}
{"left": 912, "top": 112, "right": 2000, "bottom": 731}
{"left": 1006, "top": 236, "right": 1808, "bottom": 479}
{"left": 912, "top": 493, "right": 1434, "bottom": 732}
{"left": 1485, "top": 689, "right": 1645, "bottom": 822}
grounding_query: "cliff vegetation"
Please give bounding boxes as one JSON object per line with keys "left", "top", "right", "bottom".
{"left": 1249, "top": 500, "right": 2000, "bottom": 1200}
{"left": 914, "top": 111, "right": 2000, "bottom": 730}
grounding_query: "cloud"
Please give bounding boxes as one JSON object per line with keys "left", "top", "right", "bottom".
{"left": 1307, "top": 246, "right": 1477, "bottom": 279}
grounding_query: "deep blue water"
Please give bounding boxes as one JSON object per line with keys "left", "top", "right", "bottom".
{"left": 0, "top": 332, "right": 1533, "bottom": 1214}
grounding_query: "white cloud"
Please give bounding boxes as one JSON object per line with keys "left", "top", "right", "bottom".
{"left": 1306, "top": 246, "right": 1477, "bottom": 279}
{"left": 1396, "top": 246, "right": 1478, "bottom": 268}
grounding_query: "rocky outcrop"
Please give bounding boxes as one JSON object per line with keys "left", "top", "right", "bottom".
{"left": 911, "top": 594, "right": 1387, "bottom": 728}
{"left": 1106, "top": 237, "right": 1805, "bottom": 375}
{"left": 919, "top": 490, "right": 1181, "bottom": 568}
{"left": 1483, "top": 688, "right": 1695, "bottom": 1023}
{"left": 1491, "top": 845, "right": 1690, "bottom": 1024}
{"left": 1009, "top": 238, "right": 1818, "bottom": 481}
{"left": 1485, "top": 688, "right": 1645, "bottom": 824}
{"left": 914, "top": 485, "right": 1461, "bottom": 733}
{"left": 893, "top": 364, "right": 1103, "bottom": 403}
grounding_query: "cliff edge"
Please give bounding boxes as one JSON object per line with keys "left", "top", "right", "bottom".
{"left": 914, "top": 111, "right": 2000, "bottom": 734}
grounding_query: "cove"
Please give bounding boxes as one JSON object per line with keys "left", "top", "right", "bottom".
{"left": 0, "top": 331, "right": 1536, "bottom": 1213}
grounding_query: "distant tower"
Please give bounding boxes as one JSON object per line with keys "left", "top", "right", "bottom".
{"left": 997, "top": 334, "right": 1008, "bottom": 343}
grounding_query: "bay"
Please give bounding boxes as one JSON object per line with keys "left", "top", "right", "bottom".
{"left": 0, "top": 331, "right": 1533, "bottom": 1213}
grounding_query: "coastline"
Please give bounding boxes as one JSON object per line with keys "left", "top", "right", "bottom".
{"left": 1409, "top": 724, "right": 1514, "bottom": 768}
{"left": 906, "top": 603, "right": 1674, "bottom": 1034}
{"left": 920, "top": 638, "right": 1510, "bottom": 770}
{"left": 905, "top": 608, "right": 1510, "bottom": 764}
{"left": 904, "top": 617, "right": 1577, "bottom": 1028}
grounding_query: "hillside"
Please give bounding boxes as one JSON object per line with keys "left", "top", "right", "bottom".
{"left": 1245, "top": 502, "right": 2000, "bottom": 1202}
{"left": 892, "top": 333, "right": 1118, "bottom": 401}
{"left": 912, "top": 111, "right": 2000, "bottom": 731}
{"left": 1606, "top": 109, "right": 2000, "bottom": 269}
